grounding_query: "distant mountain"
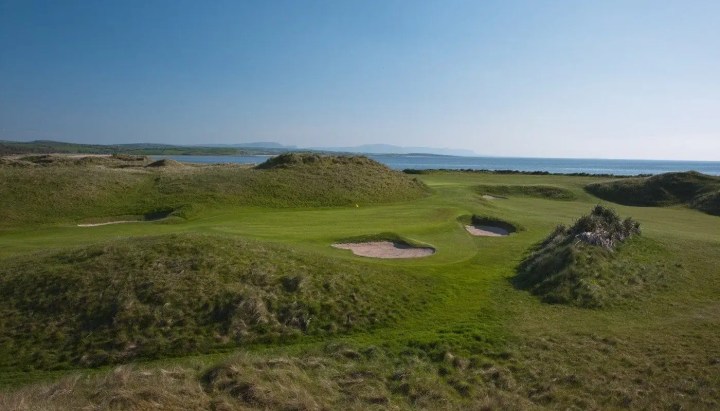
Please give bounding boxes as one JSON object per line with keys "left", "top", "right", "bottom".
{"left": 310, "top": 144, "right": 475, "bottom": 156}
{"left": 202, "top": 142, "right": 297, "bottom": 149}
{"left": 196, "top": 142, "right": 475, "bottom": 156}
{"left": 0, "top": 140, "right": 285, "bottom": 156}
{"left": 1, "top": 139, "right": 474, "bottom": 157}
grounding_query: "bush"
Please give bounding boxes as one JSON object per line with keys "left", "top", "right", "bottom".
{"left": 514, "top": 206, "right": 650, "bottom": 308}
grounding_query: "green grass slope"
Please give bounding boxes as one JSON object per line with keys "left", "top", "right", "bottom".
{"left": 0, "top": 153, "right": 429, "bottom": 228}
{"left": 586, "top": 171, "right": 720, "bottom": 215}
{"left": 0, "top": 234, "right": 429, "bottom": 371}
{"left": 514, "top": 206, "right": 672, "bottom": 308}
{"left": 1, "top": 170, "right": 719, "bottom": 409}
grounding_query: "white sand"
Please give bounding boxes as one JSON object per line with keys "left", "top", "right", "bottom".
{"left": 465, "top": 225, "right": 510, "bottom": 237}
{"left": 77, "top": 220, "right": 142, "bottom": 227}
{"left": 481, "top": 194, "right": 505, "bottom": 200}
{"left": 332, "top": 241, "right": 435, "bottom": 259}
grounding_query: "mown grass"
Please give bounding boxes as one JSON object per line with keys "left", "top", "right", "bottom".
{"left": 0, "top": 164, "right": 719, "bottom": 409}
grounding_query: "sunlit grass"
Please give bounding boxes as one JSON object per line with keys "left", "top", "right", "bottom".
{"left": 1, "top": 163, "right": 718, "bottom": 409}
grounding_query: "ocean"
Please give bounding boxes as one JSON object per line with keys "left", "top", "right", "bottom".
{"left": 152, "top": 154, "right": 720, "bottom": 176}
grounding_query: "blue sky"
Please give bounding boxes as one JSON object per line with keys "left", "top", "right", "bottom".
{"left": 1, "top": 0, "right": 718, "bottom": 160}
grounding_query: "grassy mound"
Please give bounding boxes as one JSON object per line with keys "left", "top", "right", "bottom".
{"left": 513, "top": 206, "right": 670, "bottom": 308}
{"left": 586, "top": 171, "right": 720, "bottom": 215}
{"left": 692, "top": 190, "right": 720, "bottom": 216}
{"left": 0, "top": 234, "right": 428, "bottom": 370}
{"left": 476, "top": 184, "right": 576, "bottom": 200}
{"left": 145, "top": 158, "right": 185, "bottom": 168}
{"left": 256, "top": 153, "right": 379, "bottom": 169}
{"left": 0, "top": 154, "right": 429, "bottom": 227}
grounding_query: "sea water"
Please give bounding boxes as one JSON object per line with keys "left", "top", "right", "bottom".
{"left": 152, "top": 154, "right": 720, "bottom": 176}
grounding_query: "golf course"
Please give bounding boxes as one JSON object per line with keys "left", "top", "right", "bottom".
{"left": 1, "top": 154, "right": 719, "bottom": 410}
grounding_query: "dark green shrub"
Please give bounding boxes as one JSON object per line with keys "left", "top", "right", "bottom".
{"left": 586, "top": 171, "right": 720, "bottom": 216}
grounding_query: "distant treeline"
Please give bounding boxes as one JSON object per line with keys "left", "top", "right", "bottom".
{"left": 0, "top": 140, "right": 288, "bottom": 156}
{"left": 403, "top": 168, "right": 652, "bottom": 178}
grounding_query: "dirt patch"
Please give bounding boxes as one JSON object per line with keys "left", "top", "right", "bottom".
{"left": 332, "top": 241, "right": 435, "bottom": 259}
{"left": 465, "top": 225, "right": 510, "bottom": 237}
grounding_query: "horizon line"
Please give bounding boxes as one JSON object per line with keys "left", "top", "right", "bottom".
{"left": 2, "top": 138, "right": 720, "bottom": 163}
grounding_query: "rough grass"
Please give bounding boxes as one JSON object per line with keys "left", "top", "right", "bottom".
{"left": 1, "top": 168, "right": 719, "bottom": 409}
{"left": 475, "top": 184, "right": 576, "bottom": 200}
{"left": 255, "top": 152, "right": 378, "bottom": 169}
{"left": 0, "top": 345, "right": 533, "bottom": 410}
{"left": 514, "top": 206, "right": 664, "bottom": 308}
{"left": 7, "top": 334, "right": 718, "bottom": 410}
{"left": 0, "top": 234, "right": 430, "bottom": 371}
{"left": 692, "top": 190, "right": 720, "bottom": 215}
{"left": 586, "top": 171, "right": 720, "bottom": 215}
{"left": 0, "top": 154, "right": 429, "bottom": 228}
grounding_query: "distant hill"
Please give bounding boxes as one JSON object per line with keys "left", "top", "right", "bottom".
{"left": 201, "top": 142, "right": 297, "bottom": 149}
{"left": 0, "top": 139, "right": 475, "bottom": 157}
{"left": 310, "top": 144, "right": 476, "bottom": 156}
{"left": 0, "top": 140, "right": 285, "bottom": 156}
{"left": 209, "top": 142, "right": 475, "bottom": 156}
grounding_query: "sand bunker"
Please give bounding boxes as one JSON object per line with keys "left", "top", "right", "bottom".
{"left": 78, "top": 210, "right": 174, "bottom": 227}
{"left": 481, "top": 194, "right": 505, "bottom": 200}
{"left": 465, "top": 225, "right": 510, "bottom": 237}
{"left": 332, "top": 241, "right": 435, "bottom": 259}
{"left": 77, "top": 220, "right": 142, "bottom": 227}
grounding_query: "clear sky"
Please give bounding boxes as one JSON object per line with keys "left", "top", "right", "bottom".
{"left": 1, "top": 0, "right": 718, "bottom": 160}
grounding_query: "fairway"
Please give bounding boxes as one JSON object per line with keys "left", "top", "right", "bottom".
{"left": 2, "top": 164, "right": 719, "bottom": 409}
